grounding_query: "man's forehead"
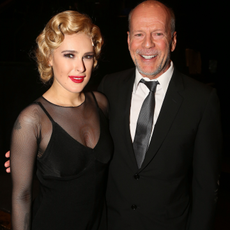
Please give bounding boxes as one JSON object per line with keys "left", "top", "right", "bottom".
{"left": 130, "top": 5, "right": 170, "bottom": 32}
{"left": 130, "top": 14, "right": 168, "bottom": 32}
{"left": 131, "top": 2, "right": 170, "bottom": 23}
{"left": 133, "top": 15, "right": 166, "bottom": 26}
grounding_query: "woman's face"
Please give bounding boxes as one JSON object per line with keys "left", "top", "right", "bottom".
{"left": 49, "top": 33, "right": 94, "bottom": 95}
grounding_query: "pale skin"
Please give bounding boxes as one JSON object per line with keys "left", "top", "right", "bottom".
{"left": 44, "top": 32, "right": 94, "bottom": 107}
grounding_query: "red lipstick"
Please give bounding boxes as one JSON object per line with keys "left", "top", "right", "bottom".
{"left": 69, "top": 76, "right": 85, "bottom": 83}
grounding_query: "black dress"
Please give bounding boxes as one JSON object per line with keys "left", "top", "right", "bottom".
{"left": 10, "top": 92, "right": 113, "bottom": 230}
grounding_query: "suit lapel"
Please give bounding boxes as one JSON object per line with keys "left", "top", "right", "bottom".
{"left": 140, "top": 69, "right": 184, "bottom": 170}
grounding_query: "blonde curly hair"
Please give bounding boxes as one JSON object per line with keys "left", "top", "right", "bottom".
{"left": 35, "top": 10, "right": 103, "bottom": 83}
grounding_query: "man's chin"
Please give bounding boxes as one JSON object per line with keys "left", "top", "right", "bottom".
{"left": 137, "top": 67, "right": 160, "bottom": 79}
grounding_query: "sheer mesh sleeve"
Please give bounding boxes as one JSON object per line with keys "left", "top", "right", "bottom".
{"left": 10, "top": 104, "right": 41, "bottom": 230}
{"left": 93, "top": 91, "right": 109, "bottom": 118}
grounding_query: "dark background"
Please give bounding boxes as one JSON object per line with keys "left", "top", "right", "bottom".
{"left": 0, "top": 0, "right": 228, "bottom": 177}
{"left": 0, "top": 1, "right": 229, "bottom": 229}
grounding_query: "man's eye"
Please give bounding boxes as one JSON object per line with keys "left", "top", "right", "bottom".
{"left": 154, "top": 33, "right": 163, "bottom": 37}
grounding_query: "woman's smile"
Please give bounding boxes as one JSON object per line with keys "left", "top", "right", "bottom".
{"left": 69, "top": 75, "right": 86, "bottom": 83}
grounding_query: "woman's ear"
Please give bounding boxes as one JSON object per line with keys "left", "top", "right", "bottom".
{"left": 48, "top": 54, "right": 53, "bottom": 67}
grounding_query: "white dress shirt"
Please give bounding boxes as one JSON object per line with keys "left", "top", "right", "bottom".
{"left": 130, "top": 62, "right": 174, "bottom": 142}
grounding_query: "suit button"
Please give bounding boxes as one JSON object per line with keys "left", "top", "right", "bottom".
{"left": 134, "top": 174, "right": 140, "bottom": 180}
{"left": 131, "top": 205, "right": 137, "bottom": 210}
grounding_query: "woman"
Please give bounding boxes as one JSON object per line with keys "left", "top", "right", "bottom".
{"left": 10, "top": 10, "right": 113, "bottom": 230}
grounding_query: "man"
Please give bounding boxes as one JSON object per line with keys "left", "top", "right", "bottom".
{"left": 98, "top": 1, "right": 222, "bottom": 230}
{"left": 5, "top": 1, "right": 222, "bottom": 229}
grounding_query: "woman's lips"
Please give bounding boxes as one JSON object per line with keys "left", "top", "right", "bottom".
{"left": 69, "top": 76, "right": 85, "bottom": 83}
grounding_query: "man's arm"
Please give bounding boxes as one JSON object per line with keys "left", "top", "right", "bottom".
{"left": 97, "top": 75, "right": 107, "bottom": 95}
{"left": 189, "top": 89, "right": 222, "bottom": 230}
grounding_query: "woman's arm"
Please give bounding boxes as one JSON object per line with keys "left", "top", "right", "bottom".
{"left": 11, "top": 107, "right": 40, "bottom": 230}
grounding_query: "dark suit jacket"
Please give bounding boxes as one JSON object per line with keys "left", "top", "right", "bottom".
{"left": 98, "top": 68, "right": 222, "bottom": 230}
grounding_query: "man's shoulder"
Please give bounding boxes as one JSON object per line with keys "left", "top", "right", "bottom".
{"left": 104, "top": 68, "right": 135, "bottom": 82}
{"left": 106, "top": 68, "right": 135, "bottom": 76}
{"left": 173, "top": 68, "right": 214, "bottom": 94}
{"left": 98, "top": 68, "right": 135, "bottom": 95}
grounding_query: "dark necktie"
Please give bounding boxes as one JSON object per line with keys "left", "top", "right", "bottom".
{"left": 133, "top": 79, "right": 159, "bottom": 168}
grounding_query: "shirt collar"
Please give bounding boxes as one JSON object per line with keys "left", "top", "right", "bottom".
{"left": 133, "top": 61, "right": 174, "bottom": 94}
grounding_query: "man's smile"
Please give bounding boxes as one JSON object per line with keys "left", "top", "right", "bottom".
{"left": 140, "top": 54, "right": 157, "bottom": 60}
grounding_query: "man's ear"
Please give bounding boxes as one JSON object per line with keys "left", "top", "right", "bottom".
{"left": 127, "top": 31, "right": 130, "bottom": 50}
{"left": 171, "top": 31, "right": 177, "bottom": 52}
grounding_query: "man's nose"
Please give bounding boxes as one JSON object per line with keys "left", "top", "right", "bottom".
{"left": 143, "top": 34, "right": 154, "bottom": 48}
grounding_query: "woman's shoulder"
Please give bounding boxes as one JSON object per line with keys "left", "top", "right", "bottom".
{"left": 16, "top": 100, "right": 44, "bottom": 125}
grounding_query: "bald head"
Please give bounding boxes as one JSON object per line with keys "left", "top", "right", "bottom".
{"left": 128, "top": 1, "right": 175, "bottom": 37}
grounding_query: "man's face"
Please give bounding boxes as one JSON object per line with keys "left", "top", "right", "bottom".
{"left": 127, "top": 3, "right": 177, "bottom": 79}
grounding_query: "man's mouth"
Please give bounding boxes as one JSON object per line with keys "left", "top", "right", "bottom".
{"left": 140, "top": 54, "right": 157, "bottom": 59}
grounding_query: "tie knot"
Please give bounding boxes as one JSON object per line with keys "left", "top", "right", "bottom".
{"left": 140, "top": 79, "right": 159, "bottom": 92}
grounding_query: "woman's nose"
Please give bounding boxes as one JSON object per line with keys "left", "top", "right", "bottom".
{"left": 76, "top": 59, "right": 86, "bottom": 73}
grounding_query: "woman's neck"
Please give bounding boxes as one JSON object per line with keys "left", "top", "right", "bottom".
{"left": 42, "top": 84, "right": 85, "bottom": 107}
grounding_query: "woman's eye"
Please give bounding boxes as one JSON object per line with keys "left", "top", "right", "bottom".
{"left": 64, "top": 53, "right": 74, "bottom": 58}
{"left": 84, "top": 55, "right": 94, "bottom": 59}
